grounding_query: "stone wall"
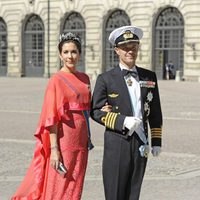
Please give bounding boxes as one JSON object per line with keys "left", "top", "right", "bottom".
{"left": 0, "top": 0, "right": 199, "bottom": 80}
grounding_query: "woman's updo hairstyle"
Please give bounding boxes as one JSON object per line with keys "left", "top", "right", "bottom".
{"left": 58, "top": 32, "right": 82, "bottom": 54}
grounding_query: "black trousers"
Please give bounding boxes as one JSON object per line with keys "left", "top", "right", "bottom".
{"left": 103, "top": 132, "right": 147, "bottom": 200}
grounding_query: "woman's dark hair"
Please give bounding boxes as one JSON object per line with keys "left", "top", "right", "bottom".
{"left": 58, "top": 32, "right": 82, "bottom": 54}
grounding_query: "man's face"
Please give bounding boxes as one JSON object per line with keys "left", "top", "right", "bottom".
{"left": 115, "top": 42, "right": 139, "bottom": 68}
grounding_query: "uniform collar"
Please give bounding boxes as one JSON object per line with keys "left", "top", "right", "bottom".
{"left": 119, "top": 63, "right": 137, "bottom": 73}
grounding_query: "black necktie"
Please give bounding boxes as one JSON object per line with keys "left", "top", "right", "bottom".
{"left": 122, "top": 69, "right": 137, "bottom": 78}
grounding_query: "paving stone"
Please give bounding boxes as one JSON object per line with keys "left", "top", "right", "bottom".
{"left": 0, "top": 78, "right": 200, "bottom": 200}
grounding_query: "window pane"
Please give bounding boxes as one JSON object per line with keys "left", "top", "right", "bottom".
{"left": 24, "top": 15, "right": 44, "bottom": 76}
{"left": 0, "top": 18, "right": 7, "bottom": 75}
{"left": 154, "top": 7, "right": 184, "bottom": 79}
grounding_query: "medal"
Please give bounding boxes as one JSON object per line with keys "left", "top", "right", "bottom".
{"left": 139, "top": 145, "right": 149, "bottom": 158}
{"left": 127, "top": 78, "right": 132, "bottom": 86}
{"left": 144, "top": 148, "right": 149, "bottom": 158}
{"left": 144, "top": 102, "right": 150, "bottom": 116}
{"left": 147, "top": 91, "right": 153, "bottom": 102}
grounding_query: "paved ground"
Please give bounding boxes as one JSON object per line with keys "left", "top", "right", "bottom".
{"left": 0, "top": 77, "right": 200, "bottom": 200}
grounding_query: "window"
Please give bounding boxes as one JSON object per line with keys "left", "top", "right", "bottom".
{"left": 154, "top": 7, "right": 184, "bottom": 79}
{"left": 23, "top": 15, "right": 44, "bottom": 77}
{"left": 0, "top": 18, "right": 7, "bottom": 76}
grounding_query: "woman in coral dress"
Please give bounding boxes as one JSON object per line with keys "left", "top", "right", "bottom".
{"left": 11, "top": 32, "right": 94, "bottom": 200}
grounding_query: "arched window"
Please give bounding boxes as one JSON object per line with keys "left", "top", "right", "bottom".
{"left": 154, "top": 7, "right": 184, "bottom": 79}
{"left": 62, "top": 12, "right": 85, "bottom": 72}
{"left": 22, "top": 15, "right": 44, "bottom": 77}
{"left": 103, "top": 9, "right": 130, "bottom": 71}
{"left": 0, "top": 18, "right": 7, "bottom": 76}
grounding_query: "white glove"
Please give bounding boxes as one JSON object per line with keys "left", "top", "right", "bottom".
{"left": 151, "top": 146, "right": 161, "bottom": 157}
{"left": 124, "top": 117, "right": 142, "bottom": 136}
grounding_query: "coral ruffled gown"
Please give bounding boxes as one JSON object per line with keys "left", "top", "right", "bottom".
{"left": 11, "top": 71, "right": 91, "bottom": 200}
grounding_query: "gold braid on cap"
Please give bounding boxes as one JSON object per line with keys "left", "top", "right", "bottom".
{"left": 59, "top": 32, "right": 81, "bottom": 44}
{"left": 123, "top": 30, "right": 134, "bottom": 39}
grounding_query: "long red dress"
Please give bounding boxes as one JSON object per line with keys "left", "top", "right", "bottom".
{"left": 11, "top": 71, "right": 92, "bottom": 200}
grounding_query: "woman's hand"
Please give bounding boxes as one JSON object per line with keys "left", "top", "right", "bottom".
{"left": 101, "top": 102, "right": 112, "bottom": 112}
{"left": 49, "top": 125, "right": 61, "bottom": 170}
{"left": 50, "top": 146, "right": 61, "bottom": 170}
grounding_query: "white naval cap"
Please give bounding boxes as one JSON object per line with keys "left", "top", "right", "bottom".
{"left": 108, "top": 25, "right": 143, "bottom": 46}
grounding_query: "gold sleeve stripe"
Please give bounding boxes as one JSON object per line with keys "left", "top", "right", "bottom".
{"left": 112, "top": 113, "right": 118, "bottom": 129}
{"left": 151, "top": 134, "right": 162, "bottom": 137}
{"left": 151, "top": 128, "right": 162, "bottom": 138}
{"left": 104, "top": 112, "right": 110, "bottom": 127}
{"left": 108, "top": 113, "right": 115, "bottom": 129}
{"left": 107, "top": 113, "right": 114, "bottom": 129}
{"left": 151, "top": 131, "right": 162, "bottom": 134}
{"left": 104, "top": 112, "right": 118, "bottom": 130}
{"left": 152, "top": 132, "right": 162, "bottom": 136}
{"left": 106, "top": 113, "right": 112, "bottom": 128}
{"left": 101, "top": 116, "right": 106, "bottom": 124}
{"left": 151, "top": 128, "right": 162, "bottom": 131}
{"left": 105, "top": 112, "right": 112, "bottom": 128}
{"left": 152, "top": 135, "right": 162, "bottom": 138}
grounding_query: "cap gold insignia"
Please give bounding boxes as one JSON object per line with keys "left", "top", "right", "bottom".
{"left": 123, "top": 30, "right": 134, "bottom": 40}
{"left": 108, "top": 93, "right": 119, "bottom": 98}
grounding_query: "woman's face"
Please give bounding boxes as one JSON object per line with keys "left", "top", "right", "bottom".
{"left": 59, "top": 42, "right": 80, "bottom": 68}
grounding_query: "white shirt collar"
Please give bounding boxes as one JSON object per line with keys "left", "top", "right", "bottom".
{"left": 119, "top": 63, "right": 139, "bottom": 82}
{"left": 119, "top": 63, "right": 137, "bottom": 72}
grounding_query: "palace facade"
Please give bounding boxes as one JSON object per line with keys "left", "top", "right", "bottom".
{"left": 0, "top": 0, "right": 200, "bottom": 81}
